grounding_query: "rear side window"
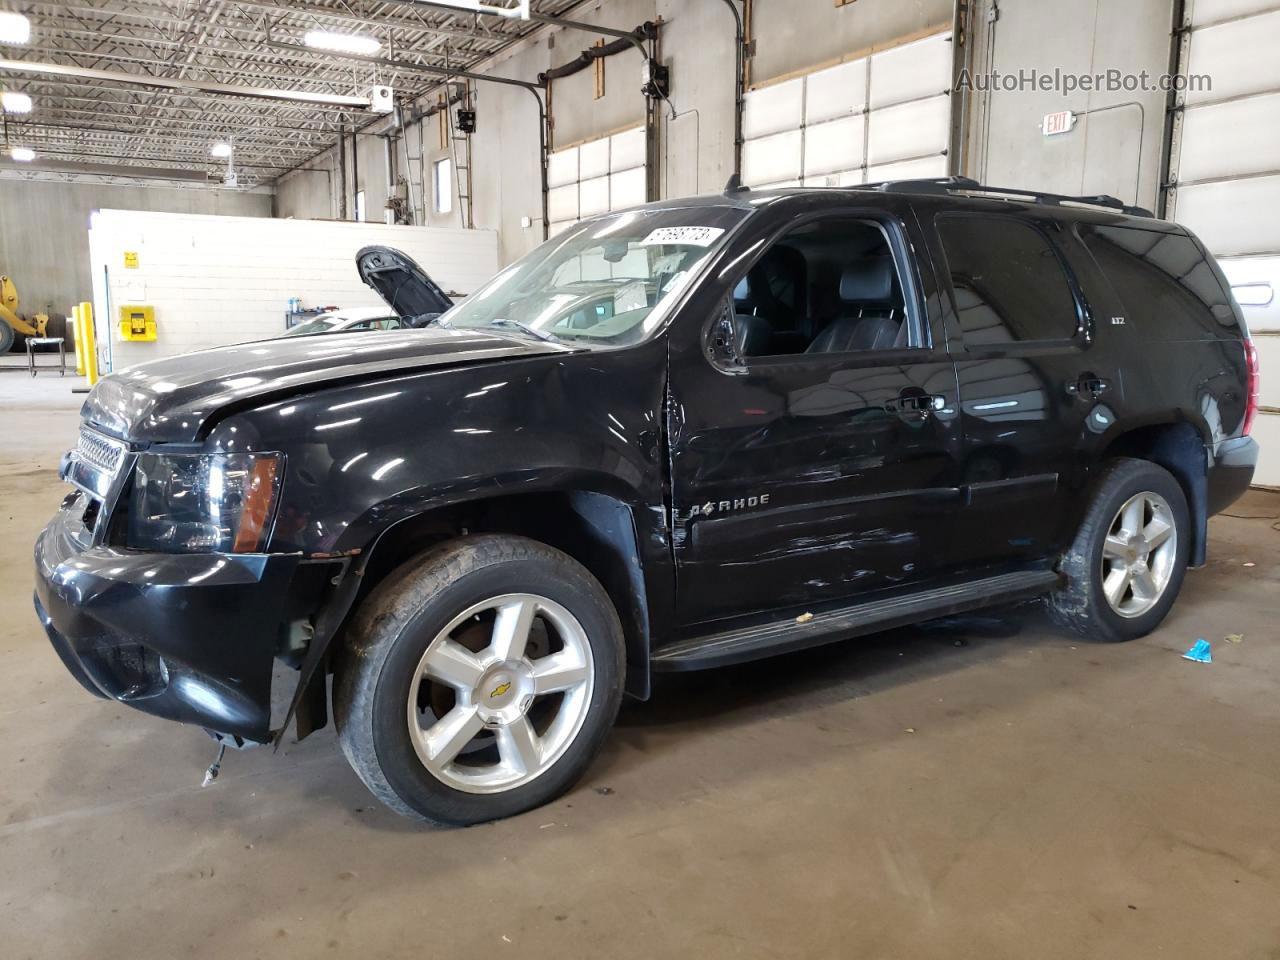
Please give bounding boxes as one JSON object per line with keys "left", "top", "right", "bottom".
{"left": 936, "top": 214, "right": 1081, "bottom": 347}
{"left": 1079, "top": 225, "right": 1240, "bottom": 340}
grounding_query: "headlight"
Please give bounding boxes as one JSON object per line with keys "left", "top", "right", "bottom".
{"left": 127, "top": 452, "right": 283, "bottom": 553}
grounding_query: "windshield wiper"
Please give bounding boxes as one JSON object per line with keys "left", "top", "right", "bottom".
{"left": 405, "top": 312, "right": 450, "bottom": 330}
{"left": 489, "top": 317, "right": 561, "bottom": 343}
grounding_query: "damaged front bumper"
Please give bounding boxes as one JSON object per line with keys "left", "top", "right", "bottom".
{"left": 33, "top": 493, "right": 301, "bottom": 743}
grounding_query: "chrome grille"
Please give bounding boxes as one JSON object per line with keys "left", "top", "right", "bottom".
{"left": 76, "top": 426, "right": 127, "bottom": 477}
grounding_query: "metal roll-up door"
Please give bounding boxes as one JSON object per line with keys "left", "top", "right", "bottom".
{"left": 548, "top": 125, "right": 647, "bottom": 236}
{"left": 741, "top": 30, "right": 954, "bottom": 190}
{"left": 1169, "top": 0, "right": 1280, "bottom": 485}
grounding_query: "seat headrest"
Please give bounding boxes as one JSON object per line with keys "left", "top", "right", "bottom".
{"left": 839, "top": 258, "right": 895, "bottom": 302}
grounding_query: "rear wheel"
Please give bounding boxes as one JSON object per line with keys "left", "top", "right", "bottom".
{"left": 0, "top": 318, "right": 14, "bottom": 354}
{"left": 334, "top": 535, "right": 624, "bottom": 824}
{"left": 1048, "top": 458, "right": 1190, "bottom": 642}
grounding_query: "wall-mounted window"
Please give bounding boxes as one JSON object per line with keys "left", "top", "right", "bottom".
{"left": 354, "top": 190, "right": 366, "bottom": 222}
{"left": 434, "top": 157, "right": 453, "bottom": 214}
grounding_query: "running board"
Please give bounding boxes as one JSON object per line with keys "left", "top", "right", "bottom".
{"left": 651, "top": 569, "right": 1061, "bottom": 671}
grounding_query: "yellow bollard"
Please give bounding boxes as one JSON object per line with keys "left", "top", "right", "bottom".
{"left": 80, "top": 301, "right": 100, "bottom": 386}
{"left": 71, "top": 304, "right": 86, "bottom": 376}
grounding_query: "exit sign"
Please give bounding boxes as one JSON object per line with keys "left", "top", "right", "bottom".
{"left": 1043, "top": 111, "right": 1077, "bottom": 136}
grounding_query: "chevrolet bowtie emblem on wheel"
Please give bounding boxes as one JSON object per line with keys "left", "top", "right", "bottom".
{"left": 688, "top": 494, "right": 770, "bottom": 518}
{"left": 488, "top": 681, "right": 512, "bottom": 699}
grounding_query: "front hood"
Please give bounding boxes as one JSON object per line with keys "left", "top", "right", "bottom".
{"left": 356, "top": 245, "right": 454, "bottom": 318}
{"left": 83, "top": 326, "right": 569, "bottom": 443}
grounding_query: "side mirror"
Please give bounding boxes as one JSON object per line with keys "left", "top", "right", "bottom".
{"left": 707, "top": 299, "right": 743, "bottom": 367}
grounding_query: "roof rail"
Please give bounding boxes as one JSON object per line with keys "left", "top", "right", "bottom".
{"left": 858, "top": 176, "right": 1155, "bottom": 218}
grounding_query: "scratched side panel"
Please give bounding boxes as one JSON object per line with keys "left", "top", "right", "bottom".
{"left": 668, "top": 355, "right": 963, "bottom": 623}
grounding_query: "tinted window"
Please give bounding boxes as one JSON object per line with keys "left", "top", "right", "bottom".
{"left": 936, "top": 215, "right": 1080, "bottom": 346}
{"left": 734, "top": 218, "right": 916, "bottom": 358}
{"left": 1079, "top": 225, "right": 1239, "bottom": 340}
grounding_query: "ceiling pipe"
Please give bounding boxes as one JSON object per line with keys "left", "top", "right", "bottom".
{"left": 400, "top": 0, "right": 650, "bottom": 56}
{"left": 721, "top": 0, "right": 745, "bottom": 180}
{"left": 262, "top": 40, "right": 545, "bottom": 92}
{"left": 0, "top": 58, "right": 374, "bottom": 108}
{"left": 266, "top": 39, "right": 552, "bottom": 238}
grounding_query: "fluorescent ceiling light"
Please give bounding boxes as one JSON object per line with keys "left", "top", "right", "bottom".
{"left": 1, "top": 91, "right": 32, "bottom": 113}
{"left": 210, "top": 141, "right": 233, "bottom": 158}
{"left": 303, "top": 30, "right": 380, "bottom": 55}
{"left": 0, "top": 12, "right": 30, "bottom": 45}
{"left": 425, "top": 0, "right": 530, "bottom": 18}
{"left": 10, "top": 146, "right": 35, "bottom": 162}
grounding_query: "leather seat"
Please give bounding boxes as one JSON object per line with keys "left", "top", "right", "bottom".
{"left": 808, "top": 313, "right": 901, "bottom": 353}
{"left": 734, "top": 312, "right": 776, "bottom": 357}
{"left": 807, "top": 258, "right": 905, "bottom": 353}
{"left": 732, "top": 246, "right": 808, "bottom": 356}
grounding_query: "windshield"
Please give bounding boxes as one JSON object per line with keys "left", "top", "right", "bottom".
{"left": 438, "top": 205, "right": 749, "bottom": 347}
{"left": 285, "top": 315, "right": 342, "bottom": 337}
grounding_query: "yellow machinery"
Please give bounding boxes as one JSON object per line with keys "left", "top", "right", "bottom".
{"left": 118, "top": 305, "right": 157, "bottom": 342}
{"left": 0, "top": 274, "right": 49, "bottom": 353}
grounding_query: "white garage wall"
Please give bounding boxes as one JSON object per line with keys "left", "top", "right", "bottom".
{"left": 1171, "top": 0, "right": 1280, "bottom": 485}
{"left": 87, "top": 210, "right": 499, "bottom": 372}
{"left": 547, "top": 126, "right": 648, "bottom": 235}
{"left": 741, "top": 30, "right": 953, "bottom": 189}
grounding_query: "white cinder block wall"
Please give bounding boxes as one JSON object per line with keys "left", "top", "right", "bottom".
{"left": 87, "top": 210, "right": 499, "bottom": 372}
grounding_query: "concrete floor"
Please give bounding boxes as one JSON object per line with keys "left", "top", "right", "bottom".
{"left": 3, "top": 368, "right": 1279, "bottom": 960}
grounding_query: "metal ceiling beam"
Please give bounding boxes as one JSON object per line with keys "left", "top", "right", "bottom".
{"left": 23, "top": 141, "right": 291, "bottom": 171}
{"left": 0, "top": 156, "right": 211, "bottom": 181}
{"left": 34, "top": 104, "right": 341, "bottom": 138}
{"left": 36, "top": 20, "right": 473, "bottom": 73}
{"left": 399, "top": 0, "right": 647, "bottom": 49}
{"left": 31, "top": 28, "right": 484, "bottom": 77}
{"left": 233, "top": 0, "right": 518, "bottom": 44}
{"left": 18, "top": 79, "right": 364, "bottom": 119}
{"left": 0, "top": 58, "right": 375, "bottom": 108}
{"left": 17, "top": 47, "right": 378, "bottom": 97}
{"left": 2, "top": 0, "right": 589, "bottom": 183}
{"left": 264, "top": 39, "right": 544, "bottom": 90}
{"left": 11, "top": 119, "right": 323, "bottom": 154}
{"left": 28, "top": 0, "right": 516, "bottom": 48}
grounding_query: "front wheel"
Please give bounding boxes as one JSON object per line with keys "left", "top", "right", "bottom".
{"left": 1048, "top": 458, "right": 1190, "bottom": 642}
{"left": 334, "top": 535, "right": 625, "bottom": 825}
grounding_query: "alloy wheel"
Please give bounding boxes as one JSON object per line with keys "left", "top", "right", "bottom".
{"left": 406, "top": 593, "right": 595, "bottom": 794}
{"left": 1099, "top": 491, "right": 1178, "bottom": 618}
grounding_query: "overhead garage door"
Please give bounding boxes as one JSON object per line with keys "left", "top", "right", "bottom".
{"left": 547, "top": 126, "right": 647, "bottom": 235}
{"left": 741, "top": 30, "right": 953, "bottom": 190}
{"left": 1169, "top": 0, "right": 1280, "bottom": 485}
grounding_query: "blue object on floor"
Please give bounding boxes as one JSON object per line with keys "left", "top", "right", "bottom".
{"left": 1183, "top": 638, "right": 1213, "bottom": 663}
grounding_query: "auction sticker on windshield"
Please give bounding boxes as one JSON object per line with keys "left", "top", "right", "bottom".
{"left": 639, "top": 226, "right": 726, "bottom": 247}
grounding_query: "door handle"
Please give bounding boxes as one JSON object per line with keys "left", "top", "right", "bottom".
{"left": 885, "top": 393, "right": 945, "bottom": 419}
{"left": 1065, "top": 376, "right": 1111, "bottom": 400}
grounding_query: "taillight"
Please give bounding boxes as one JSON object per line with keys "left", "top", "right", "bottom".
{"left": 1243, "top": 339, "right": 1260, "bottom": 437}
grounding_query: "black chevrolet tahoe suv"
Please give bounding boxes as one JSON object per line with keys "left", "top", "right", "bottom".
{"left": 35, "top": 178, "right": 1259, "bottom": 824}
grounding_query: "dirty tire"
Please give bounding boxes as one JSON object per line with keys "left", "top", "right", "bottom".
{"left": 334, "top": 535, "right": 625, "bottom": 825}
{"left": 1048, "top": 458, "right": 1190, "bottom": 642}
{"left": 0, "top": 318, "right": 13, "bottom": 354}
